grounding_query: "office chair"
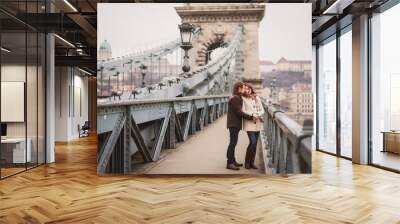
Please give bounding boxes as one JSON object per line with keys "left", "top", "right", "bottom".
{"left": 78, "top": 121, "right": 90, "bottom": 138}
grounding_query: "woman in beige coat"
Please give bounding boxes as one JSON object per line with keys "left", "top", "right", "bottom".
{"left": 242, "top": 84, "right": 265, "bottom": 169}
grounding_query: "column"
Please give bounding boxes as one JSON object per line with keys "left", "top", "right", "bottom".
{"left": 46, "top": 33, "right": 55, "bottom": 163}
{"left": 352, "top": 14, "right": 369, "bottom": 164}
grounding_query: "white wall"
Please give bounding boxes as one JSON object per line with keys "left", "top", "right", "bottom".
{"left": 1, "top": 63, "right": 46, "bottom": 164}
{"left": 1, "top": 65, "right": 26, "bottom": 139}
{"left": 55, "top": 67, "right": 89, "bottom": 141}
{"left": 1, "top": 65, "right": 40, "bottom": 137}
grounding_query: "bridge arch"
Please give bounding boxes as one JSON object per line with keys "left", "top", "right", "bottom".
{"left": 199, "top": 30, "right": 228, "bottom": 65}
{"left": 175, "top": 3, "right": 265, "bottom": 82}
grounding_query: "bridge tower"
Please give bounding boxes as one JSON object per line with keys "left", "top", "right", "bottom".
{"left": 175, "top": 3, "right": 265, "bottom": 90}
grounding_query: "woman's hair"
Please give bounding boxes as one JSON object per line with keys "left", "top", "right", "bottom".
{"left": 244, "top": 83, "right": 256, "bottom": 95}
{"left": 232, "top": 82, "right": 244, "bottom": 95}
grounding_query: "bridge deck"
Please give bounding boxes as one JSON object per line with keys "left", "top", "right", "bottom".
{"left": 143, "top": 115, "right": 264, "bottom": 175}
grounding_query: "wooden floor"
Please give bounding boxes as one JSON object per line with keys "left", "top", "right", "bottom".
{"left": 1, "top": 136, "right": 400, "bottom": 223}
{"left": 372, "top": 150, "right": 400, "bottom": 171}
{"left": 1, "top": 167, "right": 26, "bottom": 178}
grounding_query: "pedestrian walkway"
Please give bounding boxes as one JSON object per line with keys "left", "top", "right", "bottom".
{"left": 145, "top": 115, "right": 264, "bottom": 175}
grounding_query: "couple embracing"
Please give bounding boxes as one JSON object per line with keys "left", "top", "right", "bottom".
{"left": 226, "top": 82, "right": 265, "bottom": 171}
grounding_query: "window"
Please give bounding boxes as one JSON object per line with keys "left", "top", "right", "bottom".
{"left": 370, "top": 3, "right": 400, "bottom": 171}
{"left": 339, "top": 28, "right": 352, "bottom": 158}
{"left": 317, "top": 36, "right": 337, "bottom": 154}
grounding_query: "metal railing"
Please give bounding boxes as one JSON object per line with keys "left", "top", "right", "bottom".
{"left": 260, "top": 101, "right": 313, "bottom": 174}
{"left": 97, "top": 95, "right": 229, "bottom": 174}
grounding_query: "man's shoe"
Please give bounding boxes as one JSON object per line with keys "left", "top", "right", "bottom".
{"left": 234, "top": 161, "right": 243, "bottom": 167}
{"left": 250, "top": 164, "right": 258, "bottom": 169}
{"left": 227, "top": 163, "right": 240, "bottom": 170}
{"left": 244, "top": 149, "right": 251, "bottom": 169}
{"left": 249, "top": 150, "right": 258, "bottom": 169}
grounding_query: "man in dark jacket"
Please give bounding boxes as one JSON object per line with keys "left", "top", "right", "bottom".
{"left": 226, "top": 82, "right": 255, "bottom": 170}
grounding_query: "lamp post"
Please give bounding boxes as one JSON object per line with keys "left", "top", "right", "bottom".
{"left": 113, "top": 71, "right": 120, "bottom": 92}
{"left": 123, "top": 60, "right": 133, "bottom": 92}
{"left": 108, "top": 67, "right": 116, "bottom": 95}
{"left": 98, "top": 66, "right": 104, "bottom": 96}
{"left": 121, "top": 64, "right": 125, "bottom": 92}
{"left": 269, "top": 77, "right": 277, "bottom": 105}
{"left": 134, "top": 60, "right": 141, "bottom": 90}
{"left": 149, "top": 54, "right": 153, "bottom": 85}
{"left": 178, "top": 23, "right": 195, "bottom": 74}
{"left": 158, "top": 57, "right": 161, "bottom": 82}
{"left": 125, "top": 59, "right": 133, "bottom": 90}
{"left": 140, "top": 63, "right": 147, "bottom": 88}
{"left": 108, "top": 76, "right": 111, "bottom": 96}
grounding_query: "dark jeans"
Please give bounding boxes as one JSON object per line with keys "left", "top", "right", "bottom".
{"left": 227, "top": 127, "right": 240, "bottom": 163}
{"left": 247, "top": 131, "right": 260, "bottom": 153}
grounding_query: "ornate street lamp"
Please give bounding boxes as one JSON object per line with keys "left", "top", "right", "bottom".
{"left": 113, "top": 71, "right": 120, "bottom": 92}
{"left": 269, "top": 77, "right": 277, "bottom": 105}
{"left": 131, "top": 89, "right": 140, "bottom": 99}
{"left": 139, "top": 63, "right": 147, "bottom": 88}
{"left": 158, "top": 82, "right": 165, "bottom": 89}
{"left": 147, "top": 86, "right": 154, "bottom": 94}
{"left": 134, "top": 60, "right": 141, "bottom": 89}
{"left": 98, "top": 66, "right": 104, "bottom": 96}
{"left": 179, "top": 23, "right": 195, "bottom": 73}
{"left": 123, "top": 59, "right": 133, "bottom": 92}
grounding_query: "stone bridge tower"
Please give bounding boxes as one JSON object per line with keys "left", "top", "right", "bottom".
{"left": 175, "top": 3, "right": 265, "bottom": 88}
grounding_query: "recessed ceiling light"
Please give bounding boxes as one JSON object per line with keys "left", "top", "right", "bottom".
{"left": 54, "top": 34, "right": 75, "bottom": 48}
{"left": 1, "top": 47, "right": 11, "bottom": 53}
{"left": 63, "top": 0, "right": 78, "bottom": 12}
{"left": 78, "top": 67, "right": 92, "bottom": 76}
{"left": 323, "top": 0, "right": 354, "bottom": 15}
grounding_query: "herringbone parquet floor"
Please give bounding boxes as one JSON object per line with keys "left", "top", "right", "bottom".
{"left": 1, "top": 136, "right": 400, "bottom": 224}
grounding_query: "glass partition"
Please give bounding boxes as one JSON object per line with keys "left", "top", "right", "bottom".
{"left": 0, "top": 2, "right": 46, "bottom": 179}
{"left": 1, "top": 31, "right": 28, "bottom": 177}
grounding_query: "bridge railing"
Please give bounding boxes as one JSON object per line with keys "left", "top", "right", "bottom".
{"left": 260, "top": 101, "right": 313, "bottom": 174}
{"left": 97, "top": 95, "right": 229, "bottom": 174}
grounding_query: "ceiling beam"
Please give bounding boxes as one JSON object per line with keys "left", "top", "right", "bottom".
{"left": 67, "top": 13, "right": 97, "bottom": 46}
{"left": 55, "top": 55, "right": 96, "bottom": 71}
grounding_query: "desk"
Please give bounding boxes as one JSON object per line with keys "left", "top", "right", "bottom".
{"left": 382, "top": 131, "right": 400, "bottom": 154}
{"left": 1, "top": 138, "right": 31, "bottom": 164}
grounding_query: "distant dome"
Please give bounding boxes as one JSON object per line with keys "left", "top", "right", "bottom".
{"left": 277, "top": 57, "right": 288, "bottom": 63}
{"left": 99, "top": 40, "right": 111, "bottom": 51}
{"left": 98, "top": 40, "right": 112, "bottom": 60}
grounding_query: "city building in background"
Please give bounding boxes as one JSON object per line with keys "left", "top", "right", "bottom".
{"left": 260, "top": 57, "right": 312, "bottom": 125}
{"left": 276, "top": 57, "right": 311, "bottom": 72}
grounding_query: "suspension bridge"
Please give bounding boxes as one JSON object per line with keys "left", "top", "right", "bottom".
{"left": 97, "top": 3, "right": 312, "bottom": 175}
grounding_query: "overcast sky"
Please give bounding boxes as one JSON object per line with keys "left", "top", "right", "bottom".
{"left": 98, "top": 3, "right": 311, "bottom": 63}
